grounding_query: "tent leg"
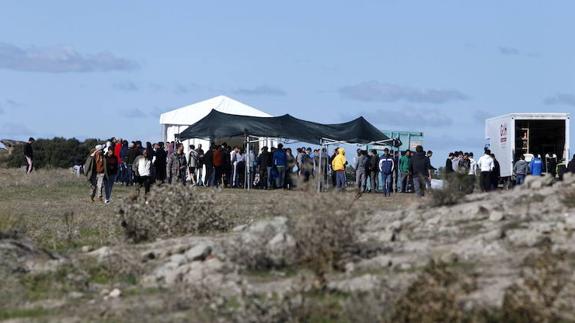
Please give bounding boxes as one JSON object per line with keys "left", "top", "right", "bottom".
{"left": 317, "top": 140, "right": 323, "bottom": 193}
{"left": 246, "top": 135, "right": 250, "bottom": 191}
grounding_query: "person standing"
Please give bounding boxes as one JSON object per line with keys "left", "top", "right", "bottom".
{"left": 444, "top": 152, "right": 454, "bottom": 178}
{"left": 204, "top": 144, "right": 215, "bottom": 187}
{"left": 354, "top": 150, "right": 368, "bottom": 193}
{"left": 257, "top": 147, "right": 272, "bottom": 189}
{"left": 285, "top": 148, "right": 296, "bottom": 189}
{"left": 513, "top": 155, "right": 529, "bottom": 185}
{"left": 379, "top": 149, "right": 395, "bottom": 197}
{"left": 196, "top": 144, "right": 205, "bottom": 186}
{"left": 331, "top": 148, "right": 347, "bottom": 192}
{"left": 188, "top": 144, "right": 199, "bottom": 186}
{"left": 134, "top": 150, "right": 152, "bottom": 196}
{"left": 213, "top": 144, "right": 224, "bottom": 187}
{"left": 398, "top": 150, "right": 411, "bottom": 193}
{"left": 169, "top": 144, "right": 188, "bottom": 185}
{"left": 466, "top": 152, "right": 477, "bottom": 193}
{"left": 93, "top": 145, "right": 106, "bottom": 201}
{"left": 24, "top": 137, "right": 35, "bottom": 174}
{"left": 408, "top": 145, "right": 431, "bottom": 197}
{"left": 273, "top": 143, "right": 287, "bottom": 189}
{"left": 530, "top": 154, "right": 543, "bottom": 176}
{"left": 568, "top": 154, "right": 575, "bottom": 174}
{"left": 103, "top": 148, "right": 119, "bottom": 204}
{"left": 84, "top": 148, "right": 97, "bottom": 202}
{"left": 477, "top": 150, "right": 494, "bottom": 192}
{"left": 368, "top": 149, "right": 380, "bottom": 193}
{"left": 153, "top": 143, "right": 167, "bottom": 184}
{"left": 490, "top": 154, "right": 501, "bottom": 190}
{"left": 125, "top": 142, "right": 141, "bottom": 186}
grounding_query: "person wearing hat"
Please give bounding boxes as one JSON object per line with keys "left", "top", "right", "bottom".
{"left": 24, "top": 137, "right": 35, "bottom": 174}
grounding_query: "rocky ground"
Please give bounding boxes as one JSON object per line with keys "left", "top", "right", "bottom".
{"left": 2, "top": 170, "right": 575, "bottom": 322}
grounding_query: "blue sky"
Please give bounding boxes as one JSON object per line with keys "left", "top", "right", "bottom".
{"left": 0, "top": 0, "right": 574, "bottom": 162}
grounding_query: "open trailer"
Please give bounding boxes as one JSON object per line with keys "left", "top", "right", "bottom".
{"left": 485, "top": 113, "right": 570, "bottom": 178}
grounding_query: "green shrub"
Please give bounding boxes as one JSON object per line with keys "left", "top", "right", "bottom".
{"left": 4, "top": 137, "right": 100, "bottom": 169}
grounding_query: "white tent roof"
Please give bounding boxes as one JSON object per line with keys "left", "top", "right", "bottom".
{"left": 159, "top": 95, "right": 273, "bottom": 126}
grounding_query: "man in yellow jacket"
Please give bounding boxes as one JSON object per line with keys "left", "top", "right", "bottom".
{"left": 331, "top": 148, "right": 347, "bottom": 191}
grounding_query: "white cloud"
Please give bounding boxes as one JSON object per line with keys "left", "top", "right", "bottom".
{"left": 339, "top": 81, "right": 468, "bottom": 104}
{"left": 234, "top": 85, "right": 286, "bottom": 96}
{"left": 0, "top": 42, "right": 138, "bottom": 73}
{"left": 361, "top": 107, "right": 453, "bottom": 128}
{"left": 543, "top": 93, "right": 575, "bottom": 107}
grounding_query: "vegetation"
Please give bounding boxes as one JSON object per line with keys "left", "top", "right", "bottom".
{"left": 2, "top": 137, "right": 101, "bottom": 169}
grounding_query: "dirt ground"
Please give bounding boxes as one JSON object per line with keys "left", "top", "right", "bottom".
{"left": 0, "top": 168, "right": 413, "bottom": 252}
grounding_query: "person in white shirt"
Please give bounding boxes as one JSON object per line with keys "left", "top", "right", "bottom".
{"left": 466, "top": 152, "right": 478, "bottom": 193}
{"left": 134, "top": 149, "right": 152, "bottom": 196}
{"left": 477, "top": 149, "right": 494, "bottom": 192}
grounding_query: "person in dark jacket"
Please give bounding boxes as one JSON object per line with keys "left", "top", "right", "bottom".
{"left": 409, "top": 145, "right": 432, "bottom": 197}
{"left": 103, "top": 148, "right": 119, "bottom": 204}
{"left": 367, "top": 149, "right": 379, "bottom": 193}
{"left": 125, "top": 142, "right": 141, "bottom": 186}
{"left": 257, "top": 147, "right": 272, "bottom": 189}
{"left": 204, "top": 144, "right": 215, "bottom": 187}
{"left": 24, "top": 137, "right": 35, "bottom": 174}
{"left": 444, "top": 152, "right": 454, "bottom": 177}
{"left": 154, "top": 142, "right": 167, "bottom": 184}
{"left": 568, "top": 154, "right": 575, "bottom": 174}
{"left": 490, "top": 153, "right": 500, "bottom": 190}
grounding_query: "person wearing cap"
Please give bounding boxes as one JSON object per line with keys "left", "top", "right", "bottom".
{"left": 24, "top": 137, "right": 35, "bottom": 174}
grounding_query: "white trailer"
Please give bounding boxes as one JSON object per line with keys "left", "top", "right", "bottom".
{"left": 485, "top": 113, "right": 570, "bottom": 178}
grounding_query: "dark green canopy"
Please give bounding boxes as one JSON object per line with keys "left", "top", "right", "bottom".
{"left": 178, "top": 110, "right": 391, "bottom": 144}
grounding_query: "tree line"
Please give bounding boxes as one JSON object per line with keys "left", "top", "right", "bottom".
{"left": 2, "top": 137, "right": 100, "bottom": 169}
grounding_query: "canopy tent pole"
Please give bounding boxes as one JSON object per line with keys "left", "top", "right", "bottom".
{"left": 245, "top": 134, "right": 250, "bottom": 191}
{"left": 317, "top": 139, "right": 323, "bottom": 193}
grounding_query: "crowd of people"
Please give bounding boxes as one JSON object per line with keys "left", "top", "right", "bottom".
{"left": 21, "top": 136, "right": 575, "bottom": 203}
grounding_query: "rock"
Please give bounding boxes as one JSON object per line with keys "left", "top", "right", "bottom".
{"left": 184, "top": 243, "right": 212, "bottom": 262}
{"left": 109, "top": 288, "right": 121, "bottom": 298}
{"left": 68, "top": 291, "right": 84, "bottom": 299}
{"left": 328, "top": 274, "right": 381, "bottom": 293}
{"left": 565, "top": 213, "right": 575, "bottom": 230}
{"left": 88, "top": 246, "right": 113, "bottom": 262}
{"left": 505, "top": 229, "right": 545, "bottom": 248}
{"left": 489, "top": 211, "right": 505, "bottom": 222}
{"left": 81, "top": 246, "right": 93, "bottom": 253}
{"left": 266, "top": 233, "right": 296, "bottom": 266}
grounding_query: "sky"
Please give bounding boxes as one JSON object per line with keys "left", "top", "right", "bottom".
{"left": 0, "top": 0, "right": 574, "bottom": 163}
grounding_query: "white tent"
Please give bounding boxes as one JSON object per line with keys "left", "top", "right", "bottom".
{"left": 160, "top": 95, "right": 277, "bottom": 152}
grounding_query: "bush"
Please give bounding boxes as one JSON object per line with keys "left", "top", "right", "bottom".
{"left": 501, "top": 247, "right": 574, "bottom": 322}
{"left": 390, "top": 260, "right": 477, "bottom": 322}
{"left": 4, "top": 137, "right": 100, "bottom": 169}
{"left": 289, "top": 192, "right": 361, "bottom": 284}
{"left": 430, "top": 174, "right": 469, "bottom": 207}
{"left": 118, "top": 185, "right": 236, "bottom": 243}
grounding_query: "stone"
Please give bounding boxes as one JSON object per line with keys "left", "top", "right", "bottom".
{"left": 184, "top": 243, "right": 212, "bottom": 262}
{"left": 109, "top": 288, "right": 121, "bottom": 298}
{"left": 328, "top": 274, "right": 380, "bottom": 293}
{"left": 489, "top": 211, "right": 505, "bottom": 222}
{"left": 88, "top": 246, "right": 113, "bottom": 262}
{"left": 565, "top": 213, "right": 575, "bottom": 230}
{"left": 81, "top": 246, "right": 93, "bottom": 253}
